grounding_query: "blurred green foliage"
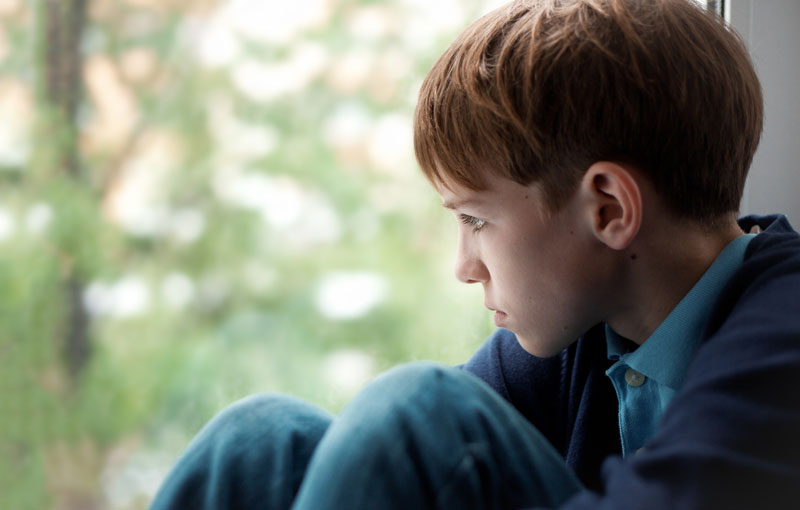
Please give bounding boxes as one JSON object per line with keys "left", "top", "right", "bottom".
{"left": 0, "top": 0, "right": 500, "bottom": 508}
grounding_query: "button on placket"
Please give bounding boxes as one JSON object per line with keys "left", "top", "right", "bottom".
{"left": 624, "top": 368, "right": 646, "bottom": 387}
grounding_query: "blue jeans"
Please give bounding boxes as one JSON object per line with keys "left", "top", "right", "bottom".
{"left": 151, "top": 362, "right": 584, "bottom": 509}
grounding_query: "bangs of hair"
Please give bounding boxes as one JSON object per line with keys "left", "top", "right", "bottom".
{"left": 413, "top": 0, "right": 587, "bottom": 207}
{"left": 413, "top": 0, "right": 763, "bottom": 222}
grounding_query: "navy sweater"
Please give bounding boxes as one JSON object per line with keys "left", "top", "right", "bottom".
{"left": 462, "top": 214, "right": 800, "bottom": 509}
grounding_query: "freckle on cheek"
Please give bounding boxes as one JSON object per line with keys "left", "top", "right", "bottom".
{"left": 630, "top": 254, "right": 637, "bottom": 260}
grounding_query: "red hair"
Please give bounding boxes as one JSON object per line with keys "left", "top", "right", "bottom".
{"left": 414, "top": 0, "right": 763, "bottom": 223}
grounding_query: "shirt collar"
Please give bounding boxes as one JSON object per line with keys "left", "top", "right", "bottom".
{"left": 606, "top": 233, "right": 756, "bottom": 389}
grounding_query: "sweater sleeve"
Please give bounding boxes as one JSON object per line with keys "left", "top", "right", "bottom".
{"left": 462, "top": 326, "right": 621, "bottom": 491}
{"left": 561, "top": 233, "right": 800, "bottom": 509}
{"left": 461, "top": 328, "right": 565, "bottom": 441}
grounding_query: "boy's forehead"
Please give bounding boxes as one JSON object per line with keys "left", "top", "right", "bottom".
{"left": 436, "top": 174, "right": 539, "bottom": 210}
{"left": 436, "top": 182, "right": 487, "bottom": 210}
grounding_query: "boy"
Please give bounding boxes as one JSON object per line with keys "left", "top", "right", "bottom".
{"left": 152, "top": 0, "right": 800, "bottom": 508}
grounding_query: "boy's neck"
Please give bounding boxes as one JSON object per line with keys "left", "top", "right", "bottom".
{"left": 607, "top": 216, "right": 745, "bottom": 346}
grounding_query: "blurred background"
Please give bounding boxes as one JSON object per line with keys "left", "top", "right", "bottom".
{"left": 1, "top": 0, "right": 797, "bottom": 508}
{"left": 0, "top": 0, "right": 505, "bottom": 508}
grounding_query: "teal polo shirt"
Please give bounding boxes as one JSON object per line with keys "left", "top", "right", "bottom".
{"left": 605, "top": 233, "right": 756, "bottom": 456}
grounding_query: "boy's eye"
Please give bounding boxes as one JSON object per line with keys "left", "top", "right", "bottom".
{"left": 459, "top": 214, "right": 486, "bottom": 232}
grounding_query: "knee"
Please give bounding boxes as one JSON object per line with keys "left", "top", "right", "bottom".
{"left": 371, "top": 361, "right": 473, "bottom": 400}
{"left": 155, "top": 394, "right": 332, "bottom": 509}
{"left": 337, "top": 362, "right": 477, "bottom": 426}
{"left": 382, "top": 360, "right": 450, "bottom": 385}
{"left": 215, "top": 393, "right": 319, "bottom": 423}
{"left": 311, "top": 363, "right": 492, "bottom": 473}
{"left": 193, "top": 393, "right": 332, "bottom": 450}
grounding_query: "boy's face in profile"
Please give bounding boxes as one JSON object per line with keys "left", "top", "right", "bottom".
{"left": 439, "top": 173, "right": 611, "bottom": 357}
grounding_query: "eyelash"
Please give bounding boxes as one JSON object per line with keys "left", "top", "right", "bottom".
{"left": 459, "top": 214, "right": 486, "bottom": 232}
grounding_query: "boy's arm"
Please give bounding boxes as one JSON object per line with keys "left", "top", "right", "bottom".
{"left": 561, "top": 233, "right": 800, "bottom": 509}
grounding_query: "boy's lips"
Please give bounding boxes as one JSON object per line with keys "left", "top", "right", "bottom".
{"left": 485, "top": 302, "right": 507, "bottom": 327}
{"left": 493, "top": 310, "right": 508, "bottom": 327}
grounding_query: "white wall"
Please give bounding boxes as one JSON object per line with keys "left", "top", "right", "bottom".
{"left": 730, "top": 0, "right": 800, "bottom": 226}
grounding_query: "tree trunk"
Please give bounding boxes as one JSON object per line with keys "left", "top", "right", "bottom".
{"left": 42, "top": 0, "right": 91, "bottom": 380}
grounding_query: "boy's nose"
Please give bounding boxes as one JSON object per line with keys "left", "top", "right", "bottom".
{"left": 454, "top": 237, "right": 489, "bottom": 284}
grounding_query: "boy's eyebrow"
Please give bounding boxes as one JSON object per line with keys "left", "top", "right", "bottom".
{"left": 441, "top": 198, "right": 482, "bottom": 210}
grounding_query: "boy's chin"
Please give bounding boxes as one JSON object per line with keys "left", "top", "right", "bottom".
{"left": 515, "top": 332, "right": 575, "bottom": 358}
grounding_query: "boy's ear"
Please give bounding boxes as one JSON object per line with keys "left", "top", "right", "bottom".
{"left": 579, "top": 161, "right": 642, "bottom": 251}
